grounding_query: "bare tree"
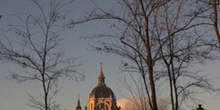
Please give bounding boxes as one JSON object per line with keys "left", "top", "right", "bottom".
{"left": 82, "top": 0, "right": 170, "bottom": 109}
{"left": 0, "top": 0, "right": 84, "bottom": 110}
{"left": 157, "top": 1, "right": 220, "bottom": 110}
{"left": 194, "top": 0, "right": 220, "bottom": 49}
{"left": 212, "top": 0, "right": 220, "bottom": 47}
{"left": 118, "top": 72, "right": 150, "bottom": 110}
{"left": 79, "top": 0, "right": 220, "bottom": 110}
{"left": 118, "top": 72, "right": 169, "bottom": 110}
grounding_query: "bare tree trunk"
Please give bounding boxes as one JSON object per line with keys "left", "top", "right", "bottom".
{"left": 212, "top": 0, "right": 220, "bottom": 47}
{"left": 139, "top": 0, "right": 158, "bottom": 109}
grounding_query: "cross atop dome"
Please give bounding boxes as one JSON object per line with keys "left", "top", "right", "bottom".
{"left": 100, "top": 62, "right": 103, "bottom": 69}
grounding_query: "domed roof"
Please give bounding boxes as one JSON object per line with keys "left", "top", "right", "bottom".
{"left": 89, "top": 85, "right": 114, "bottom": 98}
{"left": 89, "top": 67, "right": 114, "bottom": 98}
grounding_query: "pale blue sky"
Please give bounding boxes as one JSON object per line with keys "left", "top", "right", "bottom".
{"left": 0, "top": 0, "right": 220, "bottom": 110}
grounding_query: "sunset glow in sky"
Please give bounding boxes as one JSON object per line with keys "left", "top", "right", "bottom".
{"left": 0, "top": 0, "right": 220, "bottom": 110}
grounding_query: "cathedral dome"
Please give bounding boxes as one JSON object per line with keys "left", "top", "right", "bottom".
{"left": 89, "top": 67, "right": 114, "bottom": 98}
{"left": 87, "top": 66, "right": 120, "bottom": 110}
{"left": 89, "top": 85, "right": 114, "bottom": 98}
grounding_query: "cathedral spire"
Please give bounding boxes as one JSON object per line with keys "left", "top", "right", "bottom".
{"left": 76, "top": 94, "right": 82, "bottom": 110}
{"left": 98, "top": 63, "right": 105, "bottom": 86}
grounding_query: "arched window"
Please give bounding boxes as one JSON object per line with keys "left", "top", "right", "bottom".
{"left": 95, "top": 103, "right": 109, "bottom": 110}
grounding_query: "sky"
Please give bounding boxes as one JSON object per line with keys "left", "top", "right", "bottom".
{"left": 0, "top": 0, "right": 220, "bottom": 110}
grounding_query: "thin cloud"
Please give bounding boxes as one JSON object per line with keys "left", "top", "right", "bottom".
{"left": 117, "top": 95, "right": 169, "bottom": 110}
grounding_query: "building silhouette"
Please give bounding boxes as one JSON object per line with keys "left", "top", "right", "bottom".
{"left": 75, "top": 66, "right": 120, "bottom": 110}
{"left": 197, "top": 104, "right": 205, "bottom": 110}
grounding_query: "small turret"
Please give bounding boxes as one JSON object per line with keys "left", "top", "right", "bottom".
{"left": 76, "top": 95, "right": 82, "bottom": 110}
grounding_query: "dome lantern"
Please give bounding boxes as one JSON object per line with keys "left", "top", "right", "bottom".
{"left": 98, "top": 66, "right": 105, "bottom": 86}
